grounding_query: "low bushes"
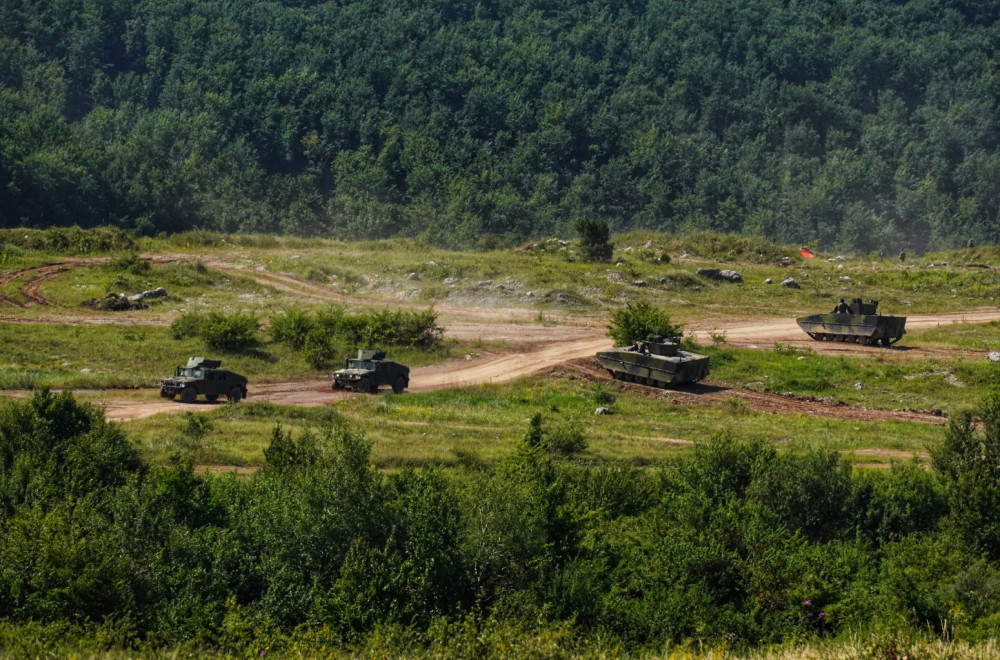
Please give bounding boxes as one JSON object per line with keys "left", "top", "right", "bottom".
{"left": 169, "top": 312, "right": 260, "bottom": 352}
{"left": 6, "top": 390, "right": 1000, "bottom": 655}
{"left": 270, "top": 305, "right": 442, "bottom": 368}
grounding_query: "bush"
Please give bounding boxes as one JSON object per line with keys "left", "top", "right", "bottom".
{"left": 200, "top": 313, "right": 259, "bottom": 352}
{"left": 169, "top": 313, "right": 206, "bottom": 340}
{"left": 543, "top": 420, "right": 588, "bottom": 456}
{"left": 574, "top": 218, "right": 613, "bottom": 261}
{"left": 270, "top": 308, "right": 316, "bottom": 350}
{"left": 107, "top": 253, "right": 150, "bottom": 275}
{"left": 607, "top": 301, "right": 684, "bottom": 346}
{"left": 303, "top": 327, "right": 335, "bottom": 369}
{"left": 592, "top": 384, "right": 617, "bottom": 406}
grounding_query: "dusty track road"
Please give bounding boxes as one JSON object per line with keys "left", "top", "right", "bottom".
{"left": 3, "top": 256, "right": 1000, "bottom": 423}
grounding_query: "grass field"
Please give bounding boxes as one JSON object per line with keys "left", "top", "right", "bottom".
{"left": 0, "top": 321, "right": 466, "bottom": 390}
{"left": 116, "top": 371, "right": 945, "bottom": 469}
{"left": 1, "top": 228, "right": 998, "bottom": 470}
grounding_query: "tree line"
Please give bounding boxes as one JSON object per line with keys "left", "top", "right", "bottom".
{"left": 2, "top": 0, "right": 1000, "bottom": 252}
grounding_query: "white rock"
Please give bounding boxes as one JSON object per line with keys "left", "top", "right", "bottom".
{"left": 408, "top": 272, "right": 420, "bottom": 281}
{"left": 594, "top": 407, "right": 614, "bottom": 415}
{"left": 854, "top": 382, "right": 863, "bottom": 390}
{"left": 988, "top": 352, "right": 1000, "bottom": 362}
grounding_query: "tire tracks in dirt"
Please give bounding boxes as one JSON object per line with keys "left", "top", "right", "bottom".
{"left": 553, "top": 358, "right": 950, "bottom": 426}
{"left": 2, "top": 256, "right": 999, "bottom": 425}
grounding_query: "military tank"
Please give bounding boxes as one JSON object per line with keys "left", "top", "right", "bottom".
{"left": 597, "top": 336, "right": 710, "bottom": 387}
{"left": 796, "top": 298, "right": 906, "bottom": 346}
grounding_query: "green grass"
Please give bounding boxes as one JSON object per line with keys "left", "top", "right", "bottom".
{"left": 117, "top": 373, "right": 945, "bottom": 469}
{"left": 0, "top": 322, "right": 465, "bottom": 390}
{"left": 701, "top": 343, "right": 1000, "bottom": 413}
{"left": 39, "top": 260, "right": 278, "bottom": 312}
{"left": 909, "top": 320, "right": 1000, "bottom": 351}
{"left": 193, "top": 235, "right": 1000, "bottom": 323}
{"left": 3, "top": 231, "right": 1000, "bottom": 328}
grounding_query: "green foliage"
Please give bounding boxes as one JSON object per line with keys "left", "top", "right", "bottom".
{"left": 107, "top": 253, "right": 150, "bottom": 276}
{"left": 271, "top": 306, "right": 442, "bottom": 355}
{"left": 7, "top": 3, "right": 1000, "bottom": 251}
{"left": 181, "top": 412, "right": 213, "bottom": 441}
{"left": 262, "top": 424, "right": 320, "bottom": 473}
{"left": 12, "top": 390, "right": 1000, "bottom": 654}
{"left": 607, "top": 301, "right": 684, "bottom": 346}
{"left": 200, "top": 313, "right": 259, "bottom": 352}
{"left": 543, "top": 419, "right": 588, "bottom": 456}
{"left": 0, "top": 228, "right": 137, "bottom": 254}
{"left": 574, "top": 219, "right": 613, "bottom": 262}
{"left": 931, "top": 391, "right": 1000, "bottom": 559}
{"left": 168, "top": 311, "right": 259, "bottom": 352}
{"left": 168, "top": 313, "right": 205, "bottom": 341}
{"left": 591, "top": 383, "right": 616, "bottom": 406}
{"left": 269, "top": 308, "right": 315, "bottom": 351}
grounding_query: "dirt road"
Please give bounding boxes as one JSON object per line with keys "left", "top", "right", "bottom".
{"left": 3, "top": 255, "right": 999, "bottom": 424}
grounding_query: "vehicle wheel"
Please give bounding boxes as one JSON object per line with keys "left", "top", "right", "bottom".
{"left": 205, "top": 394, "right": 219, "bottom": 402}
{"left": 332, "top": 381, "right": 344, "bottom": 391}
{"left": 358, "top": 377, "right": 373, "bottom": 393}
{"left": 881, "top": 337, "right": 893, "bottom": 347}
{"left": 228, "top": 387, "right": 243, "bottom": 403}
{"left": 392, "top": 376, "right": 406, "bottom": 394}
{"left": 180, "top": 387, "right": 197, "bottom": 404}
{"left": 160, "top": 389, "right": 174, "bottom": 399}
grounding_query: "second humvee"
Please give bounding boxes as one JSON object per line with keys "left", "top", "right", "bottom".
{"left": 332, "top": 350, "right": 409, "bottom": 393}
{"left": 160, "top": 357, "right": 248, "bottom": 403}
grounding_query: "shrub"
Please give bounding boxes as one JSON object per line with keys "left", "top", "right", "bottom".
{"left": 303, "top": 327, "right": 335, "bottom": 369}
{"left": 107, "top": 253, "right": 150, "bottom": 275}
{"left": 200, "top": 313, "right": 259, "bottom": 352}
{"left": 574, "top": 218, "right": 613, "bottom": 261}
{"left": 592, "top": 384, "right": 617, "bottom": 406}
{"left": 169, "top": 312, "right": 206, "bottom": 340}
{"left": 181, "top": 413, "right": 214, "bottom": 441}
{"left": 270, "top": 308, "right": 316, "bottom": 350}
{"left": 543, "top": 420, "right": 588, "bottom": 456}
{"left": 607, "top": 301, "right": 684, "bottom": 346}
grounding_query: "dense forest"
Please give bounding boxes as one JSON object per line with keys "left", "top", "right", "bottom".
{"left": 2, "top": 0, "right": 1000, "bottom": 252}
{"left": 4, "top": 389, "right": 1000, "bottom": 655}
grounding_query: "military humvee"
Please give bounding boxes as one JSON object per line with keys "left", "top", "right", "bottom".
{"left": 332, "top": 350, "right": 409, "bottom": 394}
{"left": 160, "top": 357, "right": 248, "bottom": 403}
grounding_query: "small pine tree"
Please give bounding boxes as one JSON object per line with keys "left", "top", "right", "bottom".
{"left": 574, "top": 218, "right": 613, "bottom": 261}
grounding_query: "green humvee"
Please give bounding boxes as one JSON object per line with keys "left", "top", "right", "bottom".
{"left": 160, "top": 357, "right": 248, "bottom": 403}
{"left": 332, "top": 350, "right": 409, "bottom": 394}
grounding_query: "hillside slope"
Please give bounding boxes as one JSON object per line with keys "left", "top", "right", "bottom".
{"left": 3, "top": 0, "right": 1000, "bottom": 250}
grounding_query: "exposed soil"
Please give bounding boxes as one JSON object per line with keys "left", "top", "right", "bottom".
{"left": 3, "top": 255, "right": 998, "bottom": 426}
{"left": 550, "top": 357, "right": 950, "bottom": 426}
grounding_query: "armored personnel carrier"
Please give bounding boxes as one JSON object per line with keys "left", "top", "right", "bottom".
{"left": 796, "top": 298, "right": 906, "bottom": 346}
{"left": 597, "top": 336, "right": 710, "bottom": 387}
{"left": 333, "top": 350, "right": 410, "bottom": 393}
{"left": 160, "top": 357, "right": 248, "bottom": 403}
